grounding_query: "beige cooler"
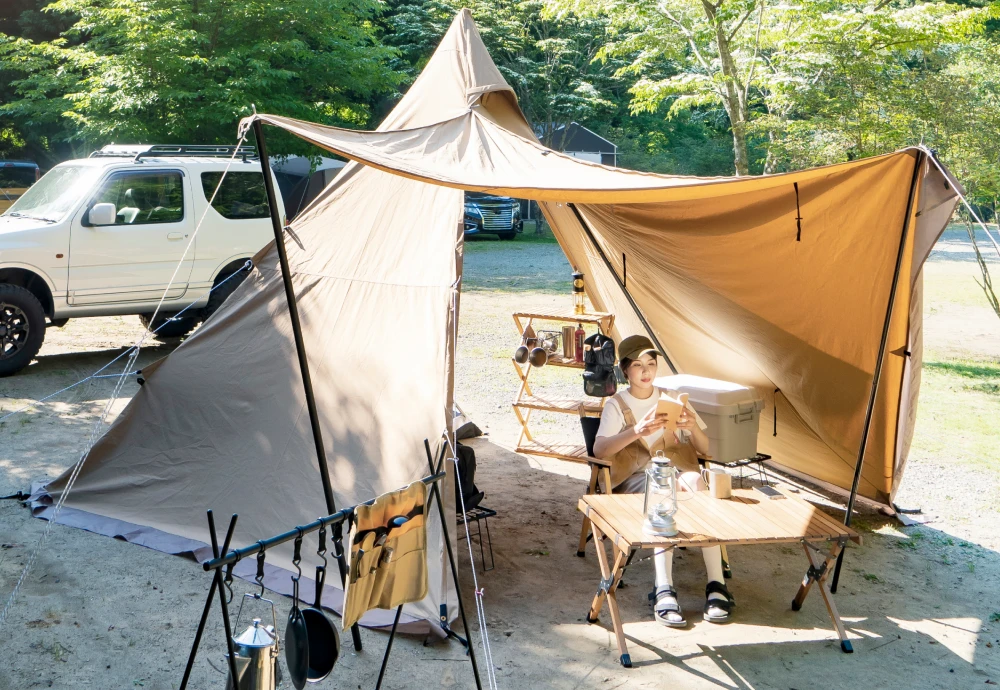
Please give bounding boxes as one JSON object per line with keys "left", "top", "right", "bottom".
{"left": 655, "top": 374, "right": 764, "bottom": 463}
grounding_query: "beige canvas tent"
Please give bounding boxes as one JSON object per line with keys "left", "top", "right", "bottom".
{"left": 32, "top": 10, "right": 960, "bottom": 632}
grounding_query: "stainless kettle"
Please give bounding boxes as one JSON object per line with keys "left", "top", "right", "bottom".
{"left": 225, "top": 594, "right": 281, "bottom": 690}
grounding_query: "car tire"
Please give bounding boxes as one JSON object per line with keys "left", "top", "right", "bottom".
{"left": 498, "top": 232, "right": 517, "bottom": 241}
{"left": 202, "top": 262, "right": 252, "bottom": 323}
{"left": 140, "top": 312, "right": 197, "bottom": 339}
{"left": 0, "top": 284, "right": 46, "bottom": 377}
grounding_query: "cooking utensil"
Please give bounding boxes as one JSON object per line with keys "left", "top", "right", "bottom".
{"left": 285, "top": 531, "right": 309, "bottom": 690}
{"left": 225, "top": 594, "right": 281, "bottom": 690}
{"left": 301, "top": 526, "right": 339, "bottom": 683}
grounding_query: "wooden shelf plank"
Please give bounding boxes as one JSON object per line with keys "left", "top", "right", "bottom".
{"left": 513, "top": 394, "right": 602, "bottom": 416}
{"left": 517, "top": 439, "right": 594, "bottom": 464}
{"left": 513, "top": 309, "right": 612, "bottom": 327}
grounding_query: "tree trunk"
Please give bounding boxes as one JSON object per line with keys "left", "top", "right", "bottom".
{"left": 703, "top": 0, "right": 750, "bottom": 176}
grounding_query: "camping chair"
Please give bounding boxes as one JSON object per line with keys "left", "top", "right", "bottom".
{"left": 577, "top": 405, "right": 612, "bottom": 557}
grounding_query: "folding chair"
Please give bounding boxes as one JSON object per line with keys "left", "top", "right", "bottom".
{"left": 577, "top": 406, "right": 612, "bottom": 557}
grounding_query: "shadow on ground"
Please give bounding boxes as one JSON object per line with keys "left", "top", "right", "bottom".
{"left": 448, "top": 437, "right": 1000, "bottom": 688}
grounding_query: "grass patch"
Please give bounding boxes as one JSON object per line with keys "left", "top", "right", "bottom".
{"left": 912, "top": 356, "right": 1000, "bottom": 474}
{"left": 923, "top": 261, "right": 991, "bottom": 308}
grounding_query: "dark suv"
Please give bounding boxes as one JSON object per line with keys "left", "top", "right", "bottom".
{"left": 464, "top": 192, "right": 523, "bottom": 240}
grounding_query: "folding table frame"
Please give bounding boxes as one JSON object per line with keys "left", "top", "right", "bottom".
{"left": 578, "top": 490, "right": 861, "bottom": 667}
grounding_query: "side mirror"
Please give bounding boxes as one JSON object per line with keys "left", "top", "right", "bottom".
{"left": 89, "top": 202, "right": 117, "bottom": 226}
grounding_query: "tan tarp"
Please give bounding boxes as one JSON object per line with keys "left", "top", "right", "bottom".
{"left": 34, "top": 9, "right": 959, "bottom": 631}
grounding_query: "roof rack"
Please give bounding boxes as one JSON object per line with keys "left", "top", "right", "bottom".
{"left": 90, "top": 144, "right": 258, "bottom": 162}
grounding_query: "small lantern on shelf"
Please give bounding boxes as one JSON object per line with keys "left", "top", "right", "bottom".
{"left": 572, "top": 271, "right": 586, "bottom": 315}
{"left": 643, "top": 451, "right": 679, "bottom": 536}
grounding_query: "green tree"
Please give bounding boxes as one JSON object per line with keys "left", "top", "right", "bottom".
{"left": 0, "top": 0, "right": 402, "bottom": 163}
{"left": 548, "top": 0, "right": 992, "bottom": 177}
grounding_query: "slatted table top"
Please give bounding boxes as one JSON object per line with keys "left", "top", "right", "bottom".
{"left": 578, "top": 487, "right": 861, "bottom": 550}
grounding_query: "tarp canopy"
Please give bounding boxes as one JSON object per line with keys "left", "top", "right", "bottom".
{"left": 34, "top": 9, "right": 960, "bottom": 632}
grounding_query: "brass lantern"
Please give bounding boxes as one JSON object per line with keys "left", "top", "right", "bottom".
{"left": 572, "top": 271, "right": 586, "bottom": 315}
{"left": 642, "top": 451, "right": 679, "bottom": 536}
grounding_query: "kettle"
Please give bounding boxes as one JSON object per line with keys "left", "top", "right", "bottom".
{"left": 225, "top": 594, "right": 281, "bottom": 690}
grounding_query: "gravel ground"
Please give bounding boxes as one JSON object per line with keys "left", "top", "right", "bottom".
{"left": 0, "top": 234, "right": 998, "bottom": 688}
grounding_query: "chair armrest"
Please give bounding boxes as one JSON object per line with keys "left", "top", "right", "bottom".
{"left": 586, "top": 455, "right": 611, "bottom": 467}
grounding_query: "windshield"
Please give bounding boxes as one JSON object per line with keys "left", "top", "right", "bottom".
{"left": 3, "top": 165, "right": 94, "bottom": 223}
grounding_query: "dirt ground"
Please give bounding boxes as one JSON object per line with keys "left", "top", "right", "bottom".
{"left": 1, "top": 236, "right": 999, "bottom": 689}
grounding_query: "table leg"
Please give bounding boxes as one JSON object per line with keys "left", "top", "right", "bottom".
{"left": 577, "top": 466, "right": 600, "bottom": 557}
{"left": 586, "top": 523, "right": 632, "bottom": 667}
{"left": 791, "top": 541, "right": 853, "bottom": 653}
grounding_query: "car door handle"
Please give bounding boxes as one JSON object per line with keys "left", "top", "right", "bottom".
{"left": 167, "top": 232, "right": 186, "bottom": 240}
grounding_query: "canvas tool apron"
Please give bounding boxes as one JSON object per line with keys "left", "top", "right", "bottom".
{"left": 343, "top": 480, "right": 428, "bottom": 629}
{"left": 609, "top": 389, "right": 700, "bottom": 491}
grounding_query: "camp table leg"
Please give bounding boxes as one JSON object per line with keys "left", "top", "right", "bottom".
{"left": 586, "top": 523, "right": 632, "bottom": 668}
{"left": 791, "top": 539, "right": 853, "bottom": 653}
{"left": 577, "top": 466, "right": 601, "bottom": 557}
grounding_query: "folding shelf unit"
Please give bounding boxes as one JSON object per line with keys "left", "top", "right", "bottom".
{"left": 511, "top": 309, "right": 615, "bottom": 463}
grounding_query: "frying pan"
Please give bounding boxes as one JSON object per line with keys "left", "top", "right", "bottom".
{"left": 285, "top": 536, "right": 309, "bottom": 690}
{"left": 301, "top": 565, "right": 339, "bottom": 683}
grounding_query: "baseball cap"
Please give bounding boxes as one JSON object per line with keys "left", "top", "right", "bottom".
{"left": 617, "top": 334, "right": 661, "bottom": 362}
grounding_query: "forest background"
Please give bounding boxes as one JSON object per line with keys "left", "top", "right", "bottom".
{"left": 1, "top": 0, "right": 999, "bottom": 212}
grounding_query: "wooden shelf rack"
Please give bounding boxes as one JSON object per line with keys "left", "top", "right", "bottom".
{"left": 511, "top": 309, "right": 614, "bottom": 463}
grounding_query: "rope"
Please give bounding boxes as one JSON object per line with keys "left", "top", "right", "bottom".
{"left": 450, "top": 453, "right": 498, "bottom": 690}
{"left": 135, "top": 133, "right": 249, "bottom": 351}
{"left": 445, "top": 287, "right": 498, "bottom": 689}
{"left": 924, "top": 147, "right": 1000, "bottom": 259}
{"left": 0, "top": 348, "right": 139, "bottom": 628}
{"left": 0, "top": 261, "right": 251, "bottom": 426}
{"left": 0, "top": 139, "right": 253, "bottom": 631}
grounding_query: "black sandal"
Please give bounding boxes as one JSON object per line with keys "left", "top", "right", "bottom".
{"left": 704, "top": 581, "right": 735, "bottom": 623}
{"left": 649, "top": 586, "right": 687, "bottom": 628}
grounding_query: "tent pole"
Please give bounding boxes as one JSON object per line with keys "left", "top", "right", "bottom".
{"left": 568, "top": 203, "right": 678, "bottom": 374}
{"left": 252, "top": 120, "right": 363, "bottom": 651}
{"left": 830, "top": 150, "right": 924, "bottom": 593}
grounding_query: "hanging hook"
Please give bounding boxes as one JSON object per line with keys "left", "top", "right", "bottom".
{"left": 292, "top": 528, "right": 304, "bottom": 579}
{"left": 316, "top": 523, "right": 328, "bottom": 568}
{"left": 255, "top": 542, "right": 267, "bottom": 598}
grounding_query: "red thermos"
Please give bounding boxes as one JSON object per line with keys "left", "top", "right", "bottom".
{"left": 574, "top": 323, "right": 585, "bottom": 363}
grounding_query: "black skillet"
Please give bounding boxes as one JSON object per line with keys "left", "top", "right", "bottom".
{"left": 285, "top": 532, "right": 309, "bottom": 690}
{"left": 301, "top": 565, "right": 339, "bottom": 682}
{"left": 301, "top": 524, "right": 339, "bottom": 683}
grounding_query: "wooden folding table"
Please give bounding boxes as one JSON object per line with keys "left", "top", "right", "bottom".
{"left": 577, "top": 488, "right": 862, "bottom": 667}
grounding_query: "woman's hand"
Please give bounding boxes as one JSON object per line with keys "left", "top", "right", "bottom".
{"left": 675, "top": 407, "right": 696, "bottom": 431}
{"left": 633, "top": 406, "right": 666, "bottom": 437}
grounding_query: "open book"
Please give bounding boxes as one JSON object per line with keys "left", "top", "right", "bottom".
{"left": 655, "top": 391, "right": 689, "bottom": 433}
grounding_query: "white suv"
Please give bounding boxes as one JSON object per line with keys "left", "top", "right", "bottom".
{"left": 0, "top": 144, "right": 285, "bottom": 376}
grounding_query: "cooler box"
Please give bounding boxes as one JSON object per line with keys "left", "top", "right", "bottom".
{"left": 654, "top": 374, "right": 764, "bottom": 463}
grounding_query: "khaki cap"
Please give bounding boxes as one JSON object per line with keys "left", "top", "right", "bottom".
{"left": 617, "top": 334, "right": 661, "bottom": 362}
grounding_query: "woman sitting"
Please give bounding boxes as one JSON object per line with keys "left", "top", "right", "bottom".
{"left": 592, "top": 334, "right": 734, "bottom": 626}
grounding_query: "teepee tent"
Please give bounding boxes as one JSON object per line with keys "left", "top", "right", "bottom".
{"left": 33, "top": 10, "right": 959, "bottom": 633}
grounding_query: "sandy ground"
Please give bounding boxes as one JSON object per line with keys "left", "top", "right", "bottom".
{"left": 0, "top": 236, "right": 999, "bottom": 688}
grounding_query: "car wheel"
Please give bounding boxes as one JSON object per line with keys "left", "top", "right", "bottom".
{"left": 498, "top": 232, "right": 517, "bottom": 241}
{"left": 203, "top": 262, "right": 252, "bottom": 323}
{"left": 140, "top": 312, "right": 197, "bottom": 339}
{"left": 0, "top": 284, "right": 46, "bottom": 377}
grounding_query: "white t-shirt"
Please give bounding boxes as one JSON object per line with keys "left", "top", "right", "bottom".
{"left": 596, "top": 388, "right": 707, "bottom": 450}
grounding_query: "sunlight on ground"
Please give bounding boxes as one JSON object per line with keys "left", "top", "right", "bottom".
{"left": 889, "top": 617, "right": 981, "bottom": 663}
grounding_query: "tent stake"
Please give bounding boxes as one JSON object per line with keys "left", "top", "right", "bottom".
{"left": 568, "top": 203, "right": 678, "bottom": 374}
{"left": 831, "top": 150, "right": 924, "bottom": 593}
{"left": 252, "top": 120, "right": 362, "bottom": 651}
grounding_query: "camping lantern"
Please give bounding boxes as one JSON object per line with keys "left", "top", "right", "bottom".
{"left": 572, "top": 271, "right": 586, "bottom": 315}
{"left": 642, "top": 452, "right": 679, "bottom": 536}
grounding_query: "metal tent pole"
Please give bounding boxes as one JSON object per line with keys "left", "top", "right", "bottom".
{"left": 568, "top": 203, "right": 678, "bottom": 374}
{"left": 252, "top": 120, "right": 363, "bottom": 651}
{"left": 830, "top": 150, "right": 924, "bottom": 593}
